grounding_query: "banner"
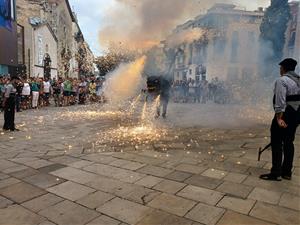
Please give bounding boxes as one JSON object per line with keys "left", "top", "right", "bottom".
{"left": 0, "top": 0, "right": 12, "bottom": 30}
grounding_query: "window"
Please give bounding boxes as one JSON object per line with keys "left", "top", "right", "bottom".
{"left": 289, "top": 32, "right": 296, "bottom": 48}
{"left": 196, "top": 66, "right": 200, "bottom": 75}
{"left": 227, "top": 67, "right": 239, "bottom": 81}
{"left": 189, "top": 69, "right": 192, "bottom": 75}
{"left": 10, "top": 0, "right": 15, "bottom": 20}
{"left": 230, "top": 31, "right": 239, "bottom": 63}
{"left": 248, "top": 32, "right": 255, "bottom": 46}
{"left": 17, "top": 24, "right": 24, "bottom": 64}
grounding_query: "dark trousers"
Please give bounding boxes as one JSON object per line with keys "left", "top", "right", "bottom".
{"left": 3, "top": 96, "right": 16, "bottom": 131}
{"left": 271, "top": 106, "right": 299, "bottom": 176}
{"left": 16, "top": 95, "right": 21, "bottom": 112}
{"left": 157, "top": 96, "right": 169, "bottom": 117}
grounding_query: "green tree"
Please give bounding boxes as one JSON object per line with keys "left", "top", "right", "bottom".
{"left": 260, "top": 0, "right": 291, "bottom": 64}
{"left": 95, "top": 43, "right": 138, "bottom": 76}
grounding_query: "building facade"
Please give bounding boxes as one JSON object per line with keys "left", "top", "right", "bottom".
{"left": 284, "top": 1, "right": 300, "bottom": 71}
{"left": 16, "top": 0, "right": 94, "bottom": 78}
{"left": 31, "top": 21, "right": 58, "bottom": 79}
{"left": 169, "top": 4, "right": 264, "bottom": 82}
{"left": 0, "top": 0, "right": 18, "bottom": 76}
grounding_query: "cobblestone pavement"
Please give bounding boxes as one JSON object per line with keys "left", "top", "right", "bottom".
{"left": 0, "top": 104, "right": 299, "bottom": 225}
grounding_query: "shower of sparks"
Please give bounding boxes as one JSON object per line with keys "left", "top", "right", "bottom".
{"left": 141, "top": 102, "right": 147, "bottom": 121}
{"left": 59, "top": 110, "right": 127, "bottom": 121}
{"left": 95, "top": 124, "right": 168, "bottom": 147}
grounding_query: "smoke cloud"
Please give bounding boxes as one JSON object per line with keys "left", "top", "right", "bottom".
{"left": 166, "top": 28, "right": 210, "bottom": 48}
{"left": 103, "top": 56, "right": 146, "bottom": 105}
{"left": 99, "top": 0, "right": 270, "bottom": 51}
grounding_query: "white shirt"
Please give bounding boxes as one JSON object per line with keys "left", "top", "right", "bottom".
{"left": 43, "top": 81, "right": 51, "bottom": 93}
{"left": 22, "top": 83, "right": 31, "bottom": 96}
{"left": 274, "top": 72, "right": 300, "bottom": 113}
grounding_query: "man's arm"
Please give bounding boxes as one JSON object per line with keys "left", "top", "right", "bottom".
{"left": 2, "top": 85, "right": 11, "bottom": 107}
{"left": 274, "top": 79, "right": 288, "bottom": 128}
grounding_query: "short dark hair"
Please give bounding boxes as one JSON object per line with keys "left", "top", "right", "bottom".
{"left": 279, "top": 58, "right": 298, "bottom": 72}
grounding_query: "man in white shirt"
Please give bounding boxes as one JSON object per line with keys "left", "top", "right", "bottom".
{"left": 21, "top": 80, "right": 31, "bottom": 110}
{"left": 43, "top": 78, "right": 51, "bottom": 106}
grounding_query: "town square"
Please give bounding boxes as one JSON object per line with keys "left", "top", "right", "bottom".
{"left": 0, "top": 0, "right": 299, "bottom": 225}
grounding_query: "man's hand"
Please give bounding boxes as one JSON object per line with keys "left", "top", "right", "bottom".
{"left": 276, "top": 113, "right": 287, "bottom": 128}
{"left": 277, "top": 118, "right": 288, "bottom": 128}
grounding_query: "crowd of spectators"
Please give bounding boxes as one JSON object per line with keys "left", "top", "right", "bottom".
{"left": 0, "top": 75, "right": 105, "bottom": 112}
{"left": 171, "top": 77, "right": 231, "bottom": 104}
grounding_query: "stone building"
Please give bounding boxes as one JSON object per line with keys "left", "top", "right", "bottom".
{"left": 284, "top": 1, "right": 300, "bottom": 72}
{"left": 30, "top": 19, "right": 58, "bottom": 79}
{"left": 16, "top": 0, "right": 94, "bottom": 78}
{"left": 0, "top": 0, "right": 18, "bottom": 76}
{"left": 168, "top": 4, "right": 264, "bottom": 82}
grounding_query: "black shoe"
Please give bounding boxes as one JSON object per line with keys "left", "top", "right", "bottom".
{"left": 259, "top": 173, "right": 281, "bottom": 181}
{"left": 10, "top": 128, "right": 20, "bottom": 132}
{"left": 281, "top": 174, "right": 292, "bottom": 180}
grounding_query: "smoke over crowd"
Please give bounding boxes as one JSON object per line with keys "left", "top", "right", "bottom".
{"left": 99, "top": 0, "right": 270, "bottom": 50}
{"left": 97, "top": 0, "right": 293, "bottom": 128}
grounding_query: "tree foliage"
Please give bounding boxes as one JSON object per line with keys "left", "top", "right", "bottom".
{"left": 94, "top": 43, "right": 138, "bottom": 76}
{"left": 260, "top": 0, "right": 291, "bottom": 62}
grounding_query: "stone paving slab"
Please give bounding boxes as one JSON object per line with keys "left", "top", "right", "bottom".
{"left": 153, "top": 180, "right": 187, "bottom": 194}
{"left": 38, "top": 163, "right": 67, "bottom": 173}
{"left": 0, "top": 196, "right": 13, "bottom": 209}
{"left": 185, "top": 202, "right": 225, "bottom": 225}
{"left": 0, "top": 182, "right": 46, "bottom": 203}
{"left": 201, "top": 168, "right": 228, "bottom": 179}
{"left": 134, "top": 175, "right": 163, "bottom": 188}
{"left": 216, "top": 181, "right": 253, "bottom": 199}
{"left": 217, "top": 211, "right": 275, "bottom": 225}
{"left": 165, "top": 171, "right": 193, "bottom": 182}
{"left": 177, "top": 185, "right": 224, "bottom": 205}
{"left": 0, "top": 177, "right": 21, "bottom": 189}
{"left": 110, "top": 159, "right": 146, "bottom": 171}
{"left": 76, "top": 190, "right": 115, "bottom": 209}
{"left": 39, "top": 200, "right": 99, "bottom": 225}
{"left": 97, "top": 197, "right": 153, "bottom": 225}
{"left": 137, "top": 165, "right": 173, "bottom": 177}
{"left": 8, "top": 167, "right": 40, "bottom": 179}
{"left": 23, "top": 173, "right": 66, "bottom": 189}
{"left": 185, "top": 174, "right": 223, "bottom": 189}
{"left": 0, "top": 205, "right": 46, "bottom": 225}
{"left": 148, "top": 193, "right": 197, "bottom": 217}
{"left": 217, "top": 196, "right": 256, "bottom": 215}
{"left": 21, "top": 193, "right": 64, "bottom": 212}
{"left": 84, "top": 163, "right": 146, "bottom": 183}
{"left": 279, "top": 193, "right": 300, "bottom": 211}
{"left": 223, "top": 172, "right": 247, "bottom": 183}
{"left": 248, "top": 187, "right": 282, "bottom": 205}
{"left": 47, "top": 181, "right": 95, "bottom": 201}
{"left": 67, "top": 160, "right": 94, "bottom": 168}
{"left": 50, "top": 166, "right": 98, "bottom": 184}
{"left": 86, "top": 215, "right": 121, "bottom": 225}
{"left": 136, "top": 210, "right": 195, "bottom": 225}
{"left": 175, "top": 163, "right": 207, "bottom": 174}
{"left": 250, "top": 201, "right": 300, "bottom": 225}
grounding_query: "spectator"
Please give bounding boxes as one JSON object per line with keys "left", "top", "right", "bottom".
{"left": 31, "top": 78, "right": 40, "bottom": 109}
{"left": 21, "top": 79, "right": 31, "bottom": 110}
{"left": 43, "top": 78, "right": 51, "bottom": 106}
{"left": 63, "top": 78, "right": 72, "bottom": 106}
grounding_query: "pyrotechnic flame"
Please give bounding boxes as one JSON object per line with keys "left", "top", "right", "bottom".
{"left": 104, "top": 56, "right": 146, "bottom": 105}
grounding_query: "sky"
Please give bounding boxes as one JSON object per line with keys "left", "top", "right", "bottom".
{"left": 69, "top": 0, "right": 272, "bottom": 57}
{"left": 69, "top": 0, "right": 116, "bottom": 56}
